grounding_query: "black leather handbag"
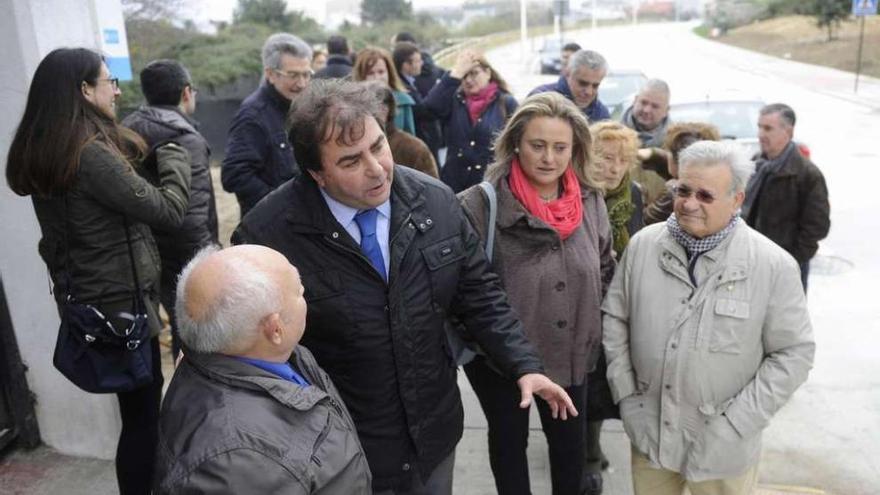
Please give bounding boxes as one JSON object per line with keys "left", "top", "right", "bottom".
{"left": 53, "top": 213, "right": 153, "bottom": 394}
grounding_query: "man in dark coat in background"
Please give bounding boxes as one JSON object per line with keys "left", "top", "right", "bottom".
{"left": 393, "top": 41, "right": 443, "bottom": 161}
{"left": 221, "top": 33, "right": 312, "bottom": 215}
{"left": 742, "top": 103, "right": 830, "bottom": 291}
{"left": 314, "top": 35, "right": 353, "bottom": 80}
{"left": 233, "top": 79, "right": 576, "bottom": 495}
{"left": 123, "top": 58, "right": 218, "bottom": 359}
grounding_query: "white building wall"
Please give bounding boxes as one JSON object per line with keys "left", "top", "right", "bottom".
{"left": 2, "top": 0, "right": 122, "bottom": 460}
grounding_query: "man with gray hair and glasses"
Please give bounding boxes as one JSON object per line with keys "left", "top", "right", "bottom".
{"left": 222, "top": 32, "right": 313, "bottom": 215}
{"left": 153, "top": 244, "right": 372, "bottom": 494}
{"left": 529, "top": 49, "right": 611, "bottom": 122}
{"left": 603, "top": 141, "right": 815, "bottom": 494}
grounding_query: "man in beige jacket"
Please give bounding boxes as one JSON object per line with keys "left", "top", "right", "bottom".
{"left": 602, "top": 141, "right": 815, "bottom": 495}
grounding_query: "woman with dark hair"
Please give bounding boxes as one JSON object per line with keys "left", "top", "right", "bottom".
{"left": 424, "top": 49, "right": 518, "bottom": 193}
{"left": 5, "top": 48, "right": 191, "bottom": 495}
{"left": 458, "top": 92, "right": 615, "bottom": 495}
{"left": 352, "top": 46, "right": 417, "bottom": 136}
{"left": 369, "top": 82, "right": 439, "bottom": 178}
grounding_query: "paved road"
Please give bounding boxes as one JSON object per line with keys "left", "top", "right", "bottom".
{"left": 469, "top": 21, "right": 880, "bottom": 495}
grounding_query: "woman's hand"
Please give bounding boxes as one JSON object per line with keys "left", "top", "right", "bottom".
{"left": 450, "top": 49, "right": 481, "bottom": 79}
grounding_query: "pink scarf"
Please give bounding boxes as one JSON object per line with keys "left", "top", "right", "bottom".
{"left": 465, "top": 82, "right": 499, "bottom": 124}
{"left": 508, "top": 157, "right": 583, "bottom": 240}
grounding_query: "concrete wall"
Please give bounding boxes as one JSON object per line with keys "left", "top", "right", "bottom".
{"left": 1, "top": 0, "right": 122, "bottom": 460}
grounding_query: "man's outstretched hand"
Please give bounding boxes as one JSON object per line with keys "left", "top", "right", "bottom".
{"left": 516, "top": 373, "right": 578, "bottom": 420}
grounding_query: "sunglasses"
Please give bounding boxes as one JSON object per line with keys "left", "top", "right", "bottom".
{"left": 673, "top": 183, "right": 717, "bottom": 204}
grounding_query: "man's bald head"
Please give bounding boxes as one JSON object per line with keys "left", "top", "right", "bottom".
{"left": 176, "top": 245, "right": 306, "bottom": 359}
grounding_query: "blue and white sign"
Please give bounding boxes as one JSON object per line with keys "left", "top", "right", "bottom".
{"left": 853, "top": 0, "right": 878, "bottom": 16}
{"left": 94, "top": 0, "right": 133, "bottom": 81}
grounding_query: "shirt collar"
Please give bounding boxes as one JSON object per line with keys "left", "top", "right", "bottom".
{"left": 319, "top": 188, "right": 391, "bottom": 228}
{"left": 231, "top": 355, "right": 309, "bottom": 387}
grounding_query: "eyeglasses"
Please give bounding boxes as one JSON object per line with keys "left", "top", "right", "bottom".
{"left": 273, "top": 69, "right": 313, "bottom": 82}
{"left": 673, "top": 183, "right": 717, "bottom": 204}
{"left": 96, "top": 77, "right": 119, "bottom": 89}
{"left": 187, "top": 84, "right": 199, "bottom": 95}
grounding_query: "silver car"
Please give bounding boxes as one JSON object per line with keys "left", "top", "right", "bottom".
{"left": 668, "top": 96, "right": 765, "bottom": 157}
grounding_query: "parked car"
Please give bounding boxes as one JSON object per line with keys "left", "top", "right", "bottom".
{"left": 668, "top": 94, "right": 811, "bottom": 159}
{"left": 538, "top": 38, "right": 570, "bottom": 75}
{"left": 599, "top": 69, "right": 648, "bottom": 119}
{"left": 669, "top": 94, "right": 765, "bottom": 157}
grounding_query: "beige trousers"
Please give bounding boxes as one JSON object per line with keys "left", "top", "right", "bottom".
{"left": 631, "top": 445, "right": 759, "bottom": 495}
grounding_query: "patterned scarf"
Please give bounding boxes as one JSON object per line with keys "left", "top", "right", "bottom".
{"left": 604, "top": 172, "right": 635, "bottom": 259}
{"left": 465, "top": 82, "right": 498, "bottom": 124}
{"left": 666, "top": 213, "right": 739, "bottom": 258}
{"left": 508, "top": 157, "right": 584, "bottom": 240}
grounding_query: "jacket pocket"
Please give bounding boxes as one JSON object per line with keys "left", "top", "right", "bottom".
{"left": 709, "top": 299, "right": 750, "bottom": 354}
{"left": 301, "top": 270, "right": 344, "bottom": 301}
{"left": 619, "top": 393, "right": 654, "bottom": 456}
{"left": 420, "top": 235, "right": 466, "bottom": 309}
{"left": 692, "top": 410, "right": 761, "bottom": 477}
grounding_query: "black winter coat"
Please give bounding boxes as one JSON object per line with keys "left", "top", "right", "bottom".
{"left": 221, "top": 82, "right": 298, "bottom": 215}
{"left": 424, "top": 74, "right": 517, "bottom": 193}
{"left": 745, "top": 148, "right": 831, "bottom": 264}
{"left": 232, "top": 166, "right": 544, "bottom": 491}
{"left": 123, "top": 105, "right": 218, "bottom": 271}
{"left": 314, "top": 54, "right": 353, "bottom": 79}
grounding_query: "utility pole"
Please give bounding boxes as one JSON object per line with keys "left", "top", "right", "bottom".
{"left": 520, "top": 0, "right": 528, "bottom": 67}
{"left": 633, "top": 0, "right": 639, "bottom": 26}
{"left": 592, "top": 0, "right": 597, "bottom": 30}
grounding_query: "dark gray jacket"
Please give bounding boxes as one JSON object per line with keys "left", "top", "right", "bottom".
{"left": 233, "top": 166, "right": 543, "bottom": 491}
{"left": 122, "top": 105, "right": 218, "bottom": 269}
{"left": 32, "top": 142, "right": 191, "bottom": 336}
{"left": 154, "top": 346, "right": 372, "bottom": 494}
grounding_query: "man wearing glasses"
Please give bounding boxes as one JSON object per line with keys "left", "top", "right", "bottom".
{"left": 602, "top": 141, "right": 814, "bottom": 495}
{"left": 123, "top": 59, "right": 218, "bottom": 361}
{"left": 222, "top": 33, "right": 313, "bottom": 215}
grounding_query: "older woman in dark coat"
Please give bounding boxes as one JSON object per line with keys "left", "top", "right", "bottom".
{"left": 458, "top": 92, "right": 615, "bottom": 495}
{"left": 425, "top": 49, "right": 517, "bottom": 193}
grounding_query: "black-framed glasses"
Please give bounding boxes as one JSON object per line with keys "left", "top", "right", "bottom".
{"left": 673, "top": 184, "right": 717, "bottom": 204}
{"left": 96, "top": 77, "right": 119, "bottom": 89}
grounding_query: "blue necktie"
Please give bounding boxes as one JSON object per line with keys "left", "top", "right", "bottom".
{"left": 354, "top": 209, "right": 387, "bottom": 282}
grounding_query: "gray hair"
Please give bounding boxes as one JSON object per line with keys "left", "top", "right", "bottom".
{"left": 568, "top": 49, "right": 608, "bottom": 74}
{"left": 175, "top": 246, "right": 283, "bottom": 354}
{"left": 262, "top": 32, "right": 313, "bottom": 70}
{"left": 678, "top": 140, "right": 754, "bottom": 193}
{"left": 760, "top": 103, "right": 796, "bottom": 128}
{"left": 640, "top": 78, "right": 670, "bottom": 99}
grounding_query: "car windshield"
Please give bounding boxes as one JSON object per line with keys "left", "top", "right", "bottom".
{"left": 599, "top": 74, "right": 647, "bottom": 106}
{"left": 669, "top": 101, "right": 763, "bottom": 140}
{"left": 541, "top": 39, "right": 563, "bottom": 53}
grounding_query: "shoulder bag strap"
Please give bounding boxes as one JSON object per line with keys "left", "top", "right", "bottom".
{"left": 122, "top": 216, "right": 145, "bottom": 314}
{"left": 477, "top": 181, "right": 497, "bottom": 262}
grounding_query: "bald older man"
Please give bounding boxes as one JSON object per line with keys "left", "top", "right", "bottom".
{"left": 153, "top": 245, "right": 371, "bottom": 494}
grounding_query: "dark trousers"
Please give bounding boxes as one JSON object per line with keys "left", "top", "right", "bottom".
{"left": 115, "top": 337, "right": 164, "bottom": 495}
{"left": 464, "top": 356, "right": 586, "bottom": 495}
{"left": 799, "top": 260, "right": 810, "bottom": 293}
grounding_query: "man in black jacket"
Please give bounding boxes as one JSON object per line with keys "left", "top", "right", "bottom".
{"left": 233, "top": 80, "right": 576, "bottom": 495}
{"left": 393, "top": 41, "right": 443, "bottom": 162}
{"left": 123, "top": 59, "right": 218, "bottom": 359}
{"left": 221, "top": 33, "right": 312, "bottom": 215}
{"left": 314, "top": 35, "right": 353, "bottom": 80}
{"left": 742, "top": 103, "right": 831, "bottom": 291}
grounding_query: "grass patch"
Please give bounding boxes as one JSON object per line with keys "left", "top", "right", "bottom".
{"left": 712, "top": 15, "right": 880, "bottom": 78}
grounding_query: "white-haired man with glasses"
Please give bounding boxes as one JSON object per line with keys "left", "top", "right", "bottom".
{"left": 602, "top": 140, "right": 815, "bottom": 495}
{"left": 221, "top": 32, "right": 314, "bottom": 215}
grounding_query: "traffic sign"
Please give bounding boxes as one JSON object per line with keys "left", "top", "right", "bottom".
{"left": 853, "top": 0, "right": 878, "bottom": 16}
